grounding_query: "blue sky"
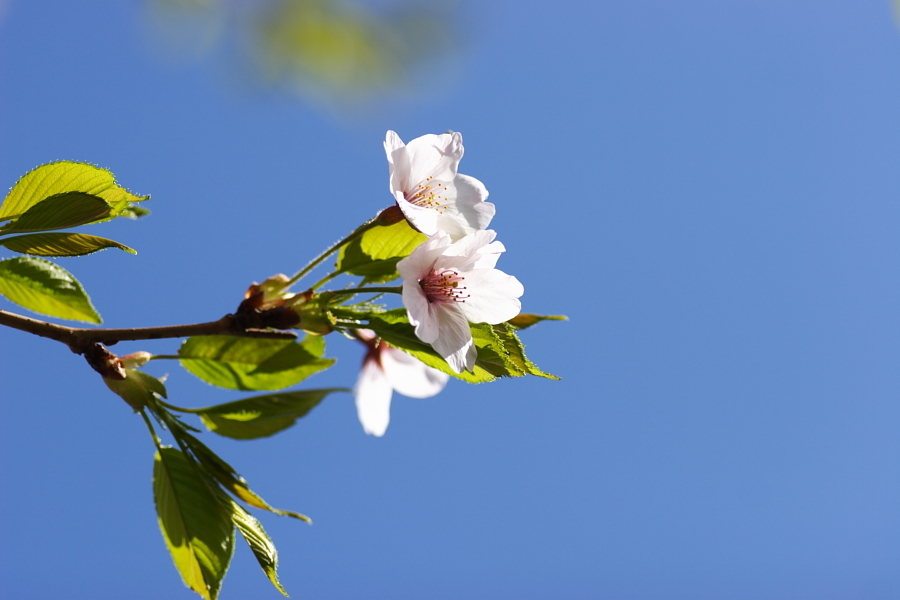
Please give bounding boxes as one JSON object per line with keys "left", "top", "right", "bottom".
{"left": 2, "top": 1, "right": 900, "bottom": 599}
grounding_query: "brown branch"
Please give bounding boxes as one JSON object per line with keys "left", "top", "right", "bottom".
{"left": 0, "top": 307, "right": 299, "bottom": 356}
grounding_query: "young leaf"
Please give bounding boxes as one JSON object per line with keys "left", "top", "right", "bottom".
{"left": 104, "top": 369, "right": 168, "bottom": 410}
{"left": 177, "top": 430, "right": 312, "bottom": 522}
{"left": 0, "top": 192, "right": 111, "bottom": 234}
{"left": 0, "top": 256, "right": 101, "bottom": 323}
{"left": 194, "top": 388, "right": 347, "bottom": 439}
{"left": 177, "top": 335, "right": 334, "bottom": 391}
{"left": 0, "top": 232, "right": 136, "bottom": 257}
{"left": 230, "top": 502, "right": 289, "bottom": 597}
{"left": 336, "top": 219, "right": 425, "bottom": 282}
{"left": 507, "top": 313, "right": 568, "bottom": 330}
{"left": 153, "top": 447, "right": 235, "bottom": 600}
{"left": 0, "top": 161, "right": 147, "bottom": 221}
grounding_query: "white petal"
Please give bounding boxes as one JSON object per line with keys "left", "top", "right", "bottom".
{"left": 450, "top": 174, "right": 494, "bottom": 232}
{"left": 381, "top": 347, "right": 449, "bottom": 398}
{"left": 385, "top": 131, "right": 410, "bottom": 196}
{"left": 384, "top": 130, "right": 405, "bottom": 155}
{"left": 404, "top": 132, "right": 463, "bottom": 186}
{"left": 397, "top": 230, "right": 452, "bottom": 281}
{"left": 354, "top": 360, "right": 393, "bottom": 436}
{"left": 396, "top": 195, "right": 441, "bottom": 236}
{"left": 355, "top": 329, "right": 376, "bottom": 342}
{"left": 402, "top": 279, "right": 439, "bottom": 343}
{"left": 430, "top": 304, "right": 476, "bottom": 373}
{"left": 459, "top": 269, "right": 524, "bottom": 324}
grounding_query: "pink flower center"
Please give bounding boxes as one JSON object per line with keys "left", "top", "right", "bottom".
{"left": 405, "top": 175, "right": 449, "bottom": 213}
{"left": 420, "top": 269, "right": 470, "bottom": 304}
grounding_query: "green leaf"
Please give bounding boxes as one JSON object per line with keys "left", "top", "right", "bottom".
{"left": 153, "top": 447, "right": 235, "bottom": 600}
{"left": 178, "top": 430, "right": 311, "bottom": 522}
{"left": 351, "top": 308, "right": 496, "bottom": 383}
{"left": 0, "top": 232, "right": 136, "bottom": 256}
{"left": 507, "top": 313, "right": 568, "bottom": 331}
{"left": 0, "top": 192, "right": 111, "bottom": 234}
{"left": 336, "top": 219, "right": 425, "bottom": 283}
{"left": 0, "top": 256, "right": 101, "bottom": 322}
{"left": 177, "top": 335, "right": 334, "bottom": 391}
{"left": 230, "top": 502, "right": 289, "bottom": 597}
{"left": 344, "top": 308, "right": 558, "bottom": 381}
{"left": 0, "top": 161, "right": 147, "bottom": 221}
{"left": 472, "top": 322, "right": 559, "bottom": 380}
{"left": 195, "top": 388, "right": 346, "bottom": 440}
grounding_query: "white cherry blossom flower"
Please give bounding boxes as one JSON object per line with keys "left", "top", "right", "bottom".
{"left": 353, "top": 330, "right": 449, "bottom": 437}
{"left": 384, "top": 130, "right": 495, "bottom": 240}
{"left": 397, "top": 230, "right": 524, "bottom": 373}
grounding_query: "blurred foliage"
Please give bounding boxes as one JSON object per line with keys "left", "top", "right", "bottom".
{"left": 146, "top": 0, "right": 461, "bottom": 105}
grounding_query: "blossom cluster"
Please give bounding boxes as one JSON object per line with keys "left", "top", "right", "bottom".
{"left": 354, "top": 131, "right": 524, "bottom": 436}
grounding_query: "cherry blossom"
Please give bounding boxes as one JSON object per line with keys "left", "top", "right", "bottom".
{"left": 384, "top": 130, "right": 495, "bottom": 240}
{"left": 353, "top": 330, "right": 449, "bottom": 437}
{"left": 397, "top": 230, "right": 523, "bottom": 373}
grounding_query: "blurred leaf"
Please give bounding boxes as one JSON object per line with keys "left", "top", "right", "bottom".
{"left": 195, "top": 388, "right": 346, "bottom": 439}
{"left": 230, "top": 502, "right": 288, "bottom": 597}
{"left": 0, "top": 192, "right": 112, "bottom": 234}
{"left": 336, "top": 218, "right": 425, "bottom": 283}
{"left": 0, "top": 257, "right": 101, "bottom": 323}
{"left": 254, "top": 0, "right": 456, "bottom": 102}
{"left": 178, "top": 430, "right": 311, "bottom": 522}
{"left": 116, "top": 204, "right": 151, "bottom": 219}
{"left": 0, "top": 232, "right": 136, "bottom": 257}
{"left": 0, "top": 161, "right": 147, "bottom": 221}
{"left": 507, "top": 313, "right": 568, "bottom": 331}
{"left": 178, "top": 335, "right": 334, "bottom": 391}
{"left": 153, "top": 447, "right": 234, "bottom": 600}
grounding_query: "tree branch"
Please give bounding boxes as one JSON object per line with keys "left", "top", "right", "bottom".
{"left": 0, "top": 307, "right": 298, "bottom": 355}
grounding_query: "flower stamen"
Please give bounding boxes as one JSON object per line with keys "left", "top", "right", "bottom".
{"left": 420, "top": 269, "right": 470, "bottom": 304}
{"left": 405, "top": 175, "right": 450, "bottom": 213}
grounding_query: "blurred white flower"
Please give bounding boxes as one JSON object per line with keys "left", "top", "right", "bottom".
{"left": 397, "top": 230, "right": 523, "bottom": 373}
{"left": 384, "top": 130, "right": 495, "bottom": 240}
{"left": 354, "top": 330, "right": 449, "bottom": 437}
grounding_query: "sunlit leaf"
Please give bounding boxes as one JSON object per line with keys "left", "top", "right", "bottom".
{"left": 507, "top": 313, "right": 568, "bottom": 331}
{"left": 195, "top": 388, "right": 346, "bottom": 439}
{"left": 473, "top": 322, "right": 558, "bottom": 380}
{"left": 179, "top": 430, "right": 311, "bottom": 522}
{"left": 0, "top": 256, "right": 101, "bottom": 323}
{"left": 336, "top": 218, "right": 425, "bottom": 283}
{"left": 177, "top": 334, "right": 334, "bottom": 391}
{"left": 153, "top": 447, "right": 234, "bottom": 600}
{"left": 0, "top": 193, "right": 111, "bottom": 234}
{"left": 0, "top": 161, "right": 147, "bottom": 221}
{"left": 230, "top": 502, "right": 288, "bottom": 597}
{"left": 0, "top": 232, "right": 136, "bottom": 257}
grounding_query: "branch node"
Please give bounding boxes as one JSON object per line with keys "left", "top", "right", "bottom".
{"left": 83, "top": 343, "right": 126, "bottom": 380}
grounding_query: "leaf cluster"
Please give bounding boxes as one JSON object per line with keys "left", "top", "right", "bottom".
{"left": 103, "top": 332, "right": 349, "bottom": 599}
{"left": 0, "top": 162, "right": 147, "bottom": 323}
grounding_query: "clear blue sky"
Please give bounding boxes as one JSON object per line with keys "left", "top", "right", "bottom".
{"left": 2, "top": 1, "right": 900, "bottom": 598}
